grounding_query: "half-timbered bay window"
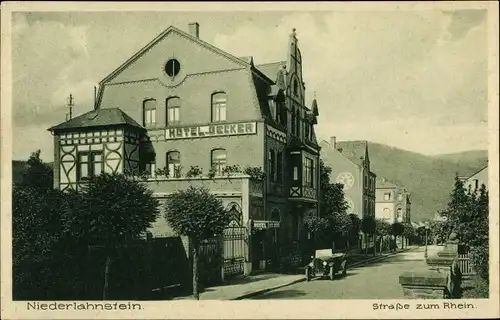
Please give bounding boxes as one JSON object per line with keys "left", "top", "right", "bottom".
{"left": 77, "top": 151, "right": 103, "bottom": 181}
{"left": 143, "top": 99, "right": 157, "bottom": 127}
{"left": 212, "top": 92, "right": 227, "bottom": 122}
{"left": 166, "top": 151, "right": 181, "bottom": 178}
{"left": 166, "top": 97, "right": 181, "bottom": 125}
{"left": 304, "top": 157, "right": 314, "bottom": 187}
{"left": 211, "top": 148, "right": 227, "bottom": 175}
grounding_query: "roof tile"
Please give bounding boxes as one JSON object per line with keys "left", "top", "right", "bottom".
{"left": 48, "top": 108, "right": 144, "bottom": 132}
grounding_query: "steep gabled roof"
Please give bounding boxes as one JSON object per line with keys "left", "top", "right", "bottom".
{"left": 48, "top": 108, "right": 144, "bottom": 132}
{"left": 335, "top": 140, "right": 368, "bottom": 166}
{"left": 96, "top": 25, "right": 276, "bottom": 108}
{"left": 100, "top": 26, "right": 251, "bottom": 86}
{"left": 256, "top": 61, "right": 286, "bottom": 83}
{"left": 319, "top": 140, "right": 361, "bottom": 169}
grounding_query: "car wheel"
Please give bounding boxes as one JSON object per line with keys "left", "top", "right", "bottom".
{"left": 329, "top": 266, "right": 335, "bottom": 280}
{"left": 305, "top": 267, "right": 311, "bottom": 282}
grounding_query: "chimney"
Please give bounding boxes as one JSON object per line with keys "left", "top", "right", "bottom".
{"left": 330, "top": 136, "right": 336, "bottom": 149}
{"left": 188, "top": 22, "right": 200, "bottom": 38}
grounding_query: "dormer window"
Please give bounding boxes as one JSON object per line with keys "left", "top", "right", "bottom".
{"left": 293, "top": 79, "right": 298, "bottom": 96}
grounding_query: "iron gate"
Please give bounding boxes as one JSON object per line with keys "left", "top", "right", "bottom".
{"left": 223, "top": 226, "right": 246, "bottom": 277}
{"left": 458, "top": 252, "right": 475, "bottom": 276}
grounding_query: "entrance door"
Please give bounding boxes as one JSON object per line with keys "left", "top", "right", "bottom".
{"left": 252, "top": 230, "right": 265, "bottom": 270}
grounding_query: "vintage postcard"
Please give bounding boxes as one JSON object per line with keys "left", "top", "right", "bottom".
{"left": 1, "top": 1, "right": 499, "bottom": 319}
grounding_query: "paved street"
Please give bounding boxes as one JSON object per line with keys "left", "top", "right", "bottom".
{"left": 248, "top": 246, "right": 432, "bottom": 299}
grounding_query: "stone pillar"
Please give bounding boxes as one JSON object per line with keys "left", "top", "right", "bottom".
{"left": 399, "top": 271, "right": 450, "bottom": 299}
{"left": 423, "top": 233, "right": 462, "bottom": 298}
{"left": 180, "top": 235, "right": 193, "bottom": 292}
{"left": 242, "top": 179, "right": 252, "bottom": 276}
{"left": 244, "top": 219, "right": 253, "bottom": 276}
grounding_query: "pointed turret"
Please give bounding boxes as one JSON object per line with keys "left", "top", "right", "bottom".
{"left": 276, "top": 64, "right": 287, "bottom": 90}
{"left": 311, "top": 92, "right": 319, "bottom": 116}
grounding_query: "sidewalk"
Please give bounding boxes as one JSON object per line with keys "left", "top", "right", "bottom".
{"left": 175, "top": 246, "right": 419, "bottom": 300}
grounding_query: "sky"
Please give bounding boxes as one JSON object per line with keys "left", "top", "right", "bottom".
{"left": 10, "top": 8, "right": 489, "bottom": 162}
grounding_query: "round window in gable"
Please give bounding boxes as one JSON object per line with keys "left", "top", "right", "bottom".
{"left": 165, "top": 59, "right": 181, "bottom": 78}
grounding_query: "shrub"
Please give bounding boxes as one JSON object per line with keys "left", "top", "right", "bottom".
{"left": 185, "top": 166, "right": 203, "bottom": 178}
{"left": 243, "top": 166, "right": 266, "bottom": 180}
{"left": 461, "top": 276, "right": 489, "bottom": 299}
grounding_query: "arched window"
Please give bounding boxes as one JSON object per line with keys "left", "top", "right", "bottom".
{"left": 396, "top": 208, "right": 403, "bottom": 220}
{"left": 166, "top": 151, "right": 181, "bottom": 178}
{"left": 293, "top": 79, "right": 298, "bottom": 96}
{"left": 143, "top": 99, "right": 157, "bottom": 127}
{"left": 166, "top": 97, "right": 180, "bottom": 125}
{"left": 212, "top": 92, "right": 227, "bottom": 122}
{"left": 211, "top": 148, "right": 227, "bottom": 175}
{"left": 227, "top": 202, "right": 243, "bottom": 226}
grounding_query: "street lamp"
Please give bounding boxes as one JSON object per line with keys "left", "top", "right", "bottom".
{"left": 424, "top": 223, "right": 430, "bottom": 258}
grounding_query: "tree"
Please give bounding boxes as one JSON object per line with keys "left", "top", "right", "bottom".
{"left": 63, "top": 173, "right": 160, "bottom": 299}
{"left": 12, "top": 185, "right": 70, "bottom": 299}
{"left": 304, "top": 213, "right": 330, "bottom": 250}
{"left": 318, "top": 160, "right": 352, "bottom": 248}
{"left": 164, "top": 186, "right": 231, "bottom": 300}
{"left": 439, "top": 175, "right": 470, "bottom": 242}
{"left": 375, "top": 219, "right": 391, "bottom": 251}
{"left": 19, "top": 149, "right": 53, "bottom": 190}
{"left": 391, "top": 222, "right": 405, "bottom": 250}
{"left": 361, "top": 215, "right": 376, "bottom": 255}
{"left": 402, "top": 221, "right": 415, "bottom": 247}
{"left": 468, "top": 184, "right": 489, "bottom": 281}
{"left": 348, "top": 213, "right": 361, "bottom": 248}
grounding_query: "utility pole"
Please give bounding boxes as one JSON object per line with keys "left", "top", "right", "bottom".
{"left": 67, "top": 94, "right": 74, "bottom": 120}
{"left": 94, "top": 86, "right": 97, "bottom": 109}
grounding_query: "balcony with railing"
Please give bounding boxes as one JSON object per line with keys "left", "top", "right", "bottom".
{"left": 144, "top": 175, "right": 248, "bottom": 195}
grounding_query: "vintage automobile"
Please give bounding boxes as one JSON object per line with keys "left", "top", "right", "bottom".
{"left": 305, "top": 249, "right": 348, "bottom": 281}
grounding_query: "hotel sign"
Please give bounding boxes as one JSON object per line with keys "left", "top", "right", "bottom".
{"left": 165, "top": 122, "right": 257, "bottom": 140}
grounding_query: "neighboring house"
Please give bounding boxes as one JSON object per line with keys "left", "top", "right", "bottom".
{"left": 319, "top": 138, "right": 376, "bottom": 219}
{"left": 48, "top": 23, "right": 320, "bottom": 276}
{"left": 461, "top": 164, "right": 488, "bottom": 192}
{"left": 375, "top": 177, "right": 411, "bottom": 224}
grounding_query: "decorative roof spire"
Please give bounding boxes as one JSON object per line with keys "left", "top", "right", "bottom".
{"left": 312, "top": 91, "right": 319, "bottom": 116}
